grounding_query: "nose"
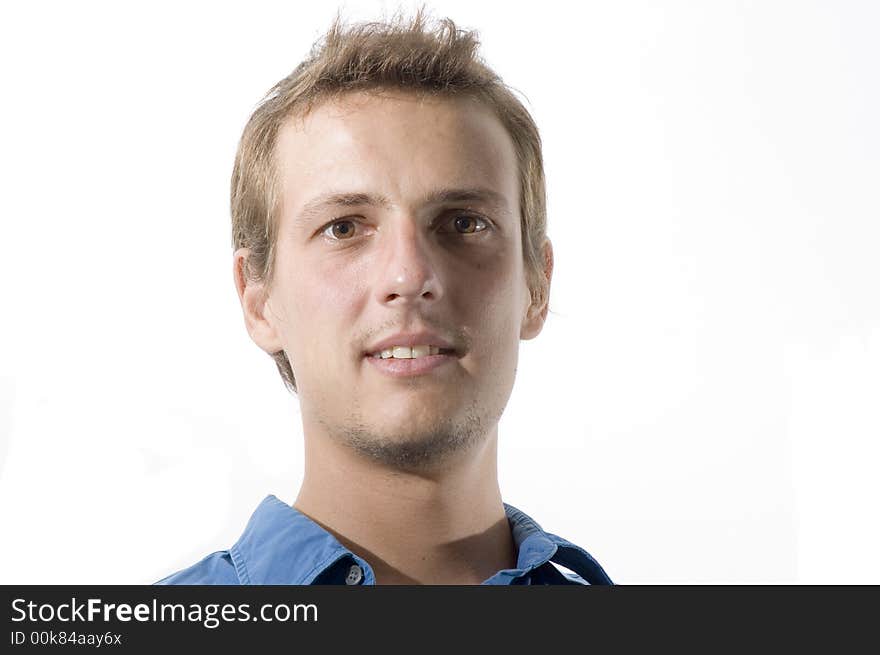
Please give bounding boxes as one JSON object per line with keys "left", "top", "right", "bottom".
{"left": 374, "top": 216, "right": 444, "bottom": 306}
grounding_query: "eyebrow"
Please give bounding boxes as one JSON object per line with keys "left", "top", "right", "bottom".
{"left": 294, "top": 187, "right": 511, "bottom": 228}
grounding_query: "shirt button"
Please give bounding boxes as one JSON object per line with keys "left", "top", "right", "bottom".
{"left": 345, "top": 564, "right": 363, "bottom": 585}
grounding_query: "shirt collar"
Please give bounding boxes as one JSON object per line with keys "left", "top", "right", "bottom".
{"left": 229, "top": 495, "right": 584, "bottom": 585}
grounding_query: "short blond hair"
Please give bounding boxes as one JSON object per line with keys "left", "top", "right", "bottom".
{"left": 232, "top": 11, "right": 548, "bottom": 393}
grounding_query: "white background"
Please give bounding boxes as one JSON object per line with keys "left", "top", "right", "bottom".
{"left": 1, "top": 0, "right": 877, "bottom": 584}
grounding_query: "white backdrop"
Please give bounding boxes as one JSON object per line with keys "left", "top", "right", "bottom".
{"left": 1, "top": 0, "right": 877, "bottom": 584}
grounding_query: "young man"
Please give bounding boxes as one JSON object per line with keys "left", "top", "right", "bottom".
{"left": 158, "top": 13, "right": 612, "bottom": 586}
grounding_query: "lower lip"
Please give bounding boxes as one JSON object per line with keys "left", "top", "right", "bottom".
{"left": 364, "top": 353, "right": 457, "bottom": 378}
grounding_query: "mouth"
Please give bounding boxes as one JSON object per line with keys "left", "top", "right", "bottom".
{"left": 366, "top": 345, "right": 457, "bottom": 359}
{"left": 362, "top": 344, "right": 461, "bottom": 378}
{"left": 362, "top": 329, "right": 464, "bottom": 378}
{"left": 364, "top": 333, "right": 463, "bottom": 378}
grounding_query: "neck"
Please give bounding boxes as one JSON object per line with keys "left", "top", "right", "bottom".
{"left": 293, "top": 423, "right": 516, "bottom": 585}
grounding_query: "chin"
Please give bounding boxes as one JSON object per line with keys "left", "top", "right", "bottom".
{"left": 338, "top": 403, "right": 489, "bottom": 470}
{"left": 368, "top": 413, "right": 453, "bottom": 443}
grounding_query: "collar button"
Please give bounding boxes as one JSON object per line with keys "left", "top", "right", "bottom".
{"left": 345, "top": 563, "right": 364, "bottom": 585}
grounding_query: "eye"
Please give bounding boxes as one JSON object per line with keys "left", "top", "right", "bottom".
{"left": 448, "top": 214, "right": 489, "bottom": 234}
{"left": 321, "top": 219, "right": 358, "bottom": 240}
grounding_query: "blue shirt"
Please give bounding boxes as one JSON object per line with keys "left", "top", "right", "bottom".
{"left": 156, "top": 495, "right": 612, "bottom": 586}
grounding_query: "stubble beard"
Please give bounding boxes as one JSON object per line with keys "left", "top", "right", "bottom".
{"left": 330, "top": 394, "right": 493, "bottom": 472}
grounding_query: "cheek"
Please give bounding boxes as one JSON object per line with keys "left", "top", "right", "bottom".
{"left": 288, "top": 253, "right": 367, "bottom": 318}
{"left": 279, "top": 262, "right": 368, "bottom": 375}
{"left": 462, "top": 255, "right": 527, "bottom": 349}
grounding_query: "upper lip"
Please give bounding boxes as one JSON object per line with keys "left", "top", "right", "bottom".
{"left": 364, "top": 331, "right": 459, "bottom": 356}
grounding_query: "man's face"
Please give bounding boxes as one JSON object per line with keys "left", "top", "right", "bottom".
{"left": 241, "top": 90, "right": 549, "bottom": 469}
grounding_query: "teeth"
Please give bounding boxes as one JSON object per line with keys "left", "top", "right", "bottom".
{"left": 374, "top": 345, "right": 443, "bottom": 359}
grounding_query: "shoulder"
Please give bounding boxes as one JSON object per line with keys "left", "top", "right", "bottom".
{"left": 547, "top": 535, "right": 615, "bottom": 585}
{"left": 561, "top": 570, "right": 590, "bottom": 585}
{"left": 503, "top": 502, "right": 614, "bottom": 585}
{"left": 154, "top": 550, "right": 240, "bottom": 585}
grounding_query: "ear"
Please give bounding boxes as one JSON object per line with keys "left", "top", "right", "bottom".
{"left": 520, "top": 239, "right": 554, "bottom": 340}
{"left": 233, "top": 248, "right": 285, "bottom": 354}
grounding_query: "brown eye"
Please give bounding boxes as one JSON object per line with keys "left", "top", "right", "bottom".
{"left": 452, "top": 215, "right": 487, "bottom": 234}
{"left": 324, "top": 220, "right": 357, "bottom": 240}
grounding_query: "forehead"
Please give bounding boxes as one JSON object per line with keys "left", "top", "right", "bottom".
{"left": 273, "top": 90, "right": 520, "bottom": 218}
